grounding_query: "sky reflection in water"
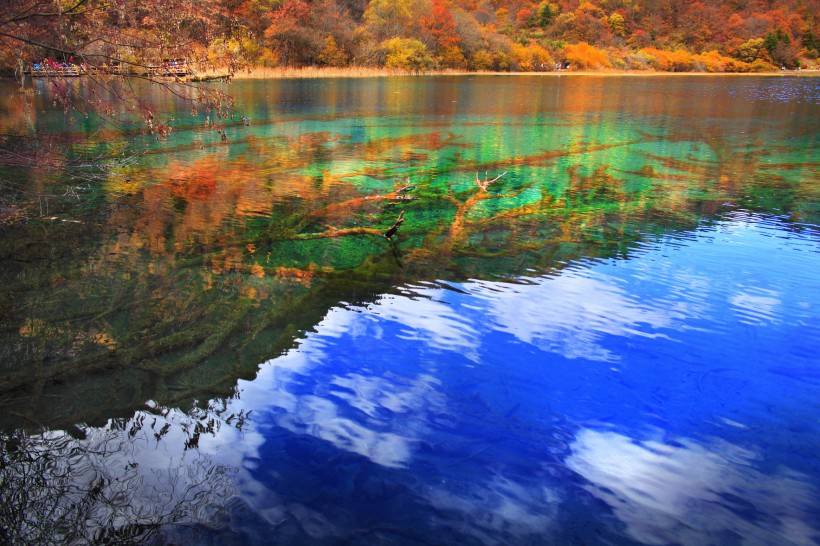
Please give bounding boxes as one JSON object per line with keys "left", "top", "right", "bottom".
{"left": 166, "top": 212, "right": 819, "bottom": 545}
{"left": 4, "top": 212, "right": 815, "bottom": 545}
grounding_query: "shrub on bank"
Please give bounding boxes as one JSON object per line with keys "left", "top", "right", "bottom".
{"left": 380, "top": 38, "right": 435, "bottom": 72}
{"left": 510, "top": 42, "right": 554, "bottom": 71}
{"left": 563, "top": 41, "right": 611, "bottom": 70}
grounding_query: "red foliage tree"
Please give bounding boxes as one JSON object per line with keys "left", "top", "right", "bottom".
{"left": 264, "top": 0, "right": 315, "bottom": 65}
{"left": 423, "top": 0, "right": 462, "bottom": 52}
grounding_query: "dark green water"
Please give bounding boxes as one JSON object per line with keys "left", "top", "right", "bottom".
{"left": 0, "top": 75, "right": 818, "bottom": 544}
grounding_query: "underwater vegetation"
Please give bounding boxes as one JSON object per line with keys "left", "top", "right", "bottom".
{"left": 0, "top": 76, "right": 817, "bottom": 433}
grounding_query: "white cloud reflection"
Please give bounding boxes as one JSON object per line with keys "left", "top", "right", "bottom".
{"left": 214, "top": 266, "right": 693, "bottom": 471}
{"left": 330, "top": 372, "right": 446, "bottom": 418}
{"left": 730, "top": 286, "right": 783, "bottom": 325}
{"left": 274, "top": 393, "right": 413, "bottom": 469}
{"left": 211, "top": 332, "right": 448, "bottom": 469}
{"left": 480, "top": 271, "right": 678, "bottom": 362}
{"left": 373, "top": 292, "right": 482, "bottom": 361}
{"left": 567, "top": 429, "right": 820, "bottom": 546}
{"left": 425, "top": 471, "right": 560, "bottom": 543}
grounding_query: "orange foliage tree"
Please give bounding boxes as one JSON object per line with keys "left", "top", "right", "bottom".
{"left": 563, "top": 41, "right": 611, "bottom": 70}
{"left": 422, "top": 0, "right": 468, "bottom": 67}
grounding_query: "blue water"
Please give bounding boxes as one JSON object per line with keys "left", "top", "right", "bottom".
{"left": 146, "top": 211, "right": 818, "bottom": 545}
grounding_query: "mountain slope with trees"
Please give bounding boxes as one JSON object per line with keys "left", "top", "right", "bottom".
{"left": 216, "top": 0, "right": 818, "bottom": 72}
{"left": 1, "top": 0, "right": 818, "bottom": 77}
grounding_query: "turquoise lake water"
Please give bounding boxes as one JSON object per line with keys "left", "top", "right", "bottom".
{"left": 0, "top": 75, "right": 818, "bottom": 544}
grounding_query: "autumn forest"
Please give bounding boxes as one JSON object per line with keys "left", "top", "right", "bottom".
{"left": 2, "top": 0, "right": 819, "bottom": 76}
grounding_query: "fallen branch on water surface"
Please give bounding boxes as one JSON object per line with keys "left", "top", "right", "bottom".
{"left": 383, "top": 211, "right": 405, "bottom": 240}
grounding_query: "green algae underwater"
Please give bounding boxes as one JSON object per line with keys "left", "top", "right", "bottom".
{"left": 0, "top": 74, "right": 817, "bottom": 431}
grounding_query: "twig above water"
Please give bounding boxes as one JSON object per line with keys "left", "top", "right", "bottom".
{"left": 383, "top": 211, "right": 405, "bottom": 240}
{"left": 475, "top": 171, "right": 507, "bottom": 191}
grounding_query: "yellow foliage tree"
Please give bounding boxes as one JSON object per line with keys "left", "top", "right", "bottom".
{"left": 639, "top": 47, "right": 693, "bottom": 71}
{"left": 563, "top": 41, "right": 611, "bottom": 69}
{"left": 638, "top": 47, "right": 667, "bottom": 70}
{"left": 667, "top": 49, "right": 694, "bottom": 71}
{"left": 694, "top": 50, "right": 735, "bottom": 72}
{"left": 206, "top": 35, "right": 257, "bottom": 72}
{"left": 736, "top": 38, "right": 766, "bottom": 63}
{"left": 438, "top": 45, "right": 468, "bottom": 69}
{"left": 380, "top": 38, "right": 435, "bottom": 71}
{"left": 470, "top": 50, "right": 493, "bottom": 70}
{"left": 511, "top": 42, "right": 554, "bottom": 71}
{"left": 609, "top": 13, "right": 626, "bottom": 38}
{"left": 318, "top": 36, "right": 350, "bottom": 67}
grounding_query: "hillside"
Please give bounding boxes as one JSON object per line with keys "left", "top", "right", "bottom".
{"left": 219, "top": 0, "right": 819, "bottom": 72}
{"left": 1, "top": 0, "right": 819, "bottom": 75}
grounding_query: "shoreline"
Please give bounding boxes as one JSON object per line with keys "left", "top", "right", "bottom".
{"left": 190, "top": 65, "right": 820, "bottom": 81}
{"left": 4, "top": 66, "right": 816, "bottom": 83}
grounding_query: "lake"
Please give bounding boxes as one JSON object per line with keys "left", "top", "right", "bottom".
{"left": 1, "top": 74, "right": 818, "bottom": 545}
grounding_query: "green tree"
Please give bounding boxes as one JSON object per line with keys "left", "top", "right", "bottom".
{"left": 801, "top": 30, "right": 817, "bottom": 53}
{"left": 470, "top": 49, "right": 494, "bottom": 70}
{"left": 763, "top": 28, "right": 790, "bottom": 53}
{"left": 537, "top": 2, "right": 558, "bottom": 28}
{"left": 764, "top": 27, "right": 799, "bottom": 68}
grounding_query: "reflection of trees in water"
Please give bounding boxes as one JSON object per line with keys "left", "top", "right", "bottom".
{"left": 0, "top": 407, "right": 237, "bottom": 544}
